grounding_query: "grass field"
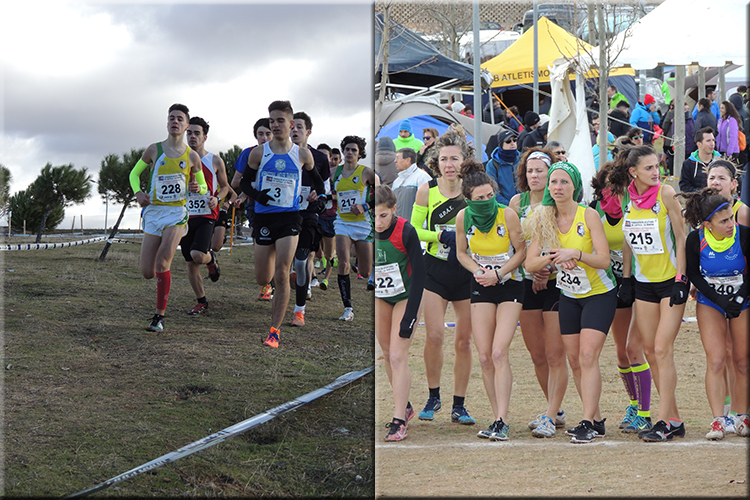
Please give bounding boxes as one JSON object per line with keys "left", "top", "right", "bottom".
{"left": 3, "top": 234, "right": 374, "bottom": 497}
{"left": 375, "top": 301, "right": 749, "bottom": 497}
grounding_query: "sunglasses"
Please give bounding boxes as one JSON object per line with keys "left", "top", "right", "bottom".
{"left": 423, "top": 136, "right": 433, "bottom": 140}
{"left": 634, "top": 135, "right": 643, "bottom": 139}
{"left": 555, "top": 150, "right": 566, "bottom": 155}
{"left": 504, "top": 138, "right": 517, "bottom": 144}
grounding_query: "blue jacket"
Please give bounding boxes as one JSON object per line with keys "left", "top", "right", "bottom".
{"left": 630, "top": 102, "right": 660, "bottom": 143}
{"left": 484, "top": 147, "right": 520, "bottom": 205}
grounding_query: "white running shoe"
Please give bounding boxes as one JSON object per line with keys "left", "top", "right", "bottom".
{"left": 339, "top": 307, "right": 354, "bottom": 321}
{"left": 725, "top": 415, "right": 737, "bottom": 434}
{"left": 532, "top": 415, "right": 556, "bottom": 438}
{"left": 705, "top": 417, "right": 726, "bottom": 440}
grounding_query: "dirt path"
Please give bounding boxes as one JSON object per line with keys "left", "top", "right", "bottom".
{"left": 375, "top": 300, "right": 748, "bottom": 497}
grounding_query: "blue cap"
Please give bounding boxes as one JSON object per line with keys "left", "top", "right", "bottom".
{"left": 399, "top": 119, "right": 413, "bottom": 134}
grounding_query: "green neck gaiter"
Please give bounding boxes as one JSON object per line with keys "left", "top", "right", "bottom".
{"left": 464, "top": 198, "right": 501, "bottom": 234}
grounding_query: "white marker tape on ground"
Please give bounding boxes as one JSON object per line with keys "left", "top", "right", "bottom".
{"left": 376, "top": 438, "right": 746, "bottom": 450}
{"left": 65, "top": 366, "right": 374, "bottom": 498}
{"left": 0, "top": 236, "right": 107, "bottom": 251}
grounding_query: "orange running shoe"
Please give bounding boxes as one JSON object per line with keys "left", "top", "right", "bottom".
{"left": 291, "top": 311, "right": 305, "bottom": 327}
{"left": 263, "top": 327, "right": 280, "bottom": 348}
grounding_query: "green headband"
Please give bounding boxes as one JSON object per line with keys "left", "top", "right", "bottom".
{"left": 541, "top": 161, "right": 583, "bottom": 206}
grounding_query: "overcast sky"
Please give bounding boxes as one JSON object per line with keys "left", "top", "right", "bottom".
{"left": 1, "top": 0, "right": 373, "bottom": 231}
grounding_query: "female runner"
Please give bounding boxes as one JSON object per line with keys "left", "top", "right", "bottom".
{"left": 455, "top": 166, "right": 526, "bottom": 441}
{"left": 508, "top": 148, "right": 571, "bottom": 437}
{"left": 411, "top": 126, "right": 476, "bottom": 425}
{"left": 525, "top": 161, "right": 617, "bottom": 444}
{"left": 608, "top": 145, "right": 688, "bottom": 442}
{"left": 681, "top": 187, "right": 749, "bottom": 440}
{"left": 374, "top": 185, "right": 425, "bottom": 442}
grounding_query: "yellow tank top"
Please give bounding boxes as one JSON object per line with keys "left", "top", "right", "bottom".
{"left": 148, "top": 142, "right": 192, "bottom": 207}
{"left": 556, "top": 205, "right": 616, "bottom": 298}
{"left": 622, "top": 185, "right": 677, "bottom": 283}
{"left": 733, "top": 199, "right": 745, "bottom": 218}
{"left": 466, "top": 207, "right": 521, "bottom": 282}
{"left": 595, "top": 201, "right": 625, "bottom": 278}
{"left": 335, "top": 164, "right": 367, "bottom": 222}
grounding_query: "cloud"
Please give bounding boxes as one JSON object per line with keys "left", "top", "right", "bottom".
{"left": 1, "top": 2, "right": 373, "bottom": 229}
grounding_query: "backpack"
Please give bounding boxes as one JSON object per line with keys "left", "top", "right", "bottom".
{"left": 739, "top": 130, "right": 746, "bottom": 151}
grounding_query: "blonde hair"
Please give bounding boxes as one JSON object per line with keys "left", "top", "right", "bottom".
{"left": 523, "top": 204, "right": 561, "bottom": 251}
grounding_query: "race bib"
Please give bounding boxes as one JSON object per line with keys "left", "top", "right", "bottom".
{"left": 338, "top": 189, "right": 360, "bottom": 213}
{"left": 705, "top": 274, "right": 744, "bottom": 295}
{"left": 435, "top": 224, "right": 455, "bottom": 260}
{"left": 263, "top": 174, "right": 296, "bottom": 208}
{"left": 298, "top": 186, "right": 311, "bottom": 211}
{"left": 623, "top": 218, "right": 663, "bottom": 254}
{"left": 375, "top": 263, "right": 406, "bottom": 298}
{"left": 156, "top": 173, "right": 186, "bottom": 203}
{"left": 187, "top": 193, "right": 211, "bottom": 216}
{"left": 556, "top": 266, "right": 592, "bottom": 295}
{"left": 474, "top": 252, "right": 511, "bottom": 282}
{"left": 610, "top": 249, "right": 624, "bottom": 277}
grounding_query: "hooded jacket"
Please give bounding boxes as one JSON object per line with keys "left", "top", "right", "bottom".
{"left": 629, "top": 101, "right": 660, "bottom": 143}
{"left": 484, "top": 146, "right": 520, "bottom": 205}
{"left": 679, "top": 149, "right": 720, "bottom": 193}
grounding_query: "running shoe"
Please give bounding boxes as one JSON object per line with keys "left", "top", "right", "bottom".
{"left": 477, "top": 420, "right": 498, "bottom": 439}
{"left": 570, "top": 420, "right": 597, "bottom": 444}
{"left": 705, "top": 417, "right": 726, "bottom": 440}
{"left": 351, "top": 263, "right": 358, "bottom": 274}
{"left": 258, "top": 284, "right": 273, "bottom": 301}
{"left": 736, "top": 414, "right": 750, "bottom": 437}
{"left": 532, "top": 415, "right": 556, "bottom": 438}
{"left": 405, "top": 402, "right": 415, "bottom": 424}
{"left": 384, "top": 419, "right": 407, "bottom": 442}
{"left": 188, "top": 302, "right": 208, "bottom": 315}
{"left": 319, "top": 279, "right": 328, "bottom": 291}
{"left": 528, "top": 413, "right": 545, "bottom": 430}
{"left": 338, "top": 307, "right": 354, "bottom": 321}
{"left": 451, "top": 405, "right": 476, "bottom": 425}
{"left": 489, "top": 419, "right": 510, "bottom": 441}
{"left": 146, "top": 314, "right": 164, "bottom": 332}
{"left": 592, "top": 418, "right": 606, "bottom": 438}
{"left": 555, "top": 409, "right": 567, "bottom": 428}
{"left": 357, "top": 274, "right": 365, "bottom": 280}
{"left": 725, "top": 415, "right": 737, "bottom": 434}
{"left": 207, "top": 250, "right": 220, "bottom": 282}
{"left": 306, "top": 288, "right": 312, "bottom": 300}
{"left": 622, "top": 415, "right": 652, "bottom": 434}
{"left": 314, "top": 259, "right": 322, "bottom": 269}
{"left": 311, "top": 277, "right": 320, "bottom": 287}
{"left": 262, "top": 328, "right": 280, "bottom": 348}
{"left": 331, "top": 256, "right": 338, "bottom": 268}
{"left": 367, "top": 275, "right": 375, "bottom": 290}
{"left": 619, "top": 404, "right": 638, "bottom": 429}
{"left": 565, "top": 418, "right": 605, "bottom": 437}
{"left": 291, "top": 311, "right": 305, "bottom": 327}
{"left": 641, "top": 420, "right": 680, "bottom": 442}
{"left": 418, "top": 397, "right": 441, "bottom": 420}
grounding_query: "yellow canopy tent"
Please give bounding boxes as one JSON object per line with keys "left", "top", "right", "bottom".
{"left": 481, "top": 16, "right": 635, "bottom": 88}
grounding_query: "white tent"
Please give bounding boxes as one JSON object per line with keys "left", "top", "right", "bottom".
{"left": 591, "top": 0, "right": 745, "bottom": 69}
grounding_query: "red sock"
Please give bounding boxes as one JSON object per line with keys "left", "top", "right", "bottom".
{"left": 156, "top": 271, "right": 171, "bottom": 311}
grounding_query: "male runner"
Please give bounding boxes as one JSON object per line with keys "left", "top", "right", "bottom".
{"left": 181, "top": 116, "right": 229, "bottom": 314}
{"left": 231, "top": 118, "right": 275, "bottom": 300}
{"left": 318, "top": 147, "right": 341, "bottom": 290}
{"left": 240, "top": 100, "right": 325, "bottom": 347}
{"left": 289, "top": 111, "right": 331, "bottom": 326}
{"left": 129, "top": 103, "right": 207, "bottom": 331}
{"left": 333, "top": 135, "right": 377, "bottom": 321}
